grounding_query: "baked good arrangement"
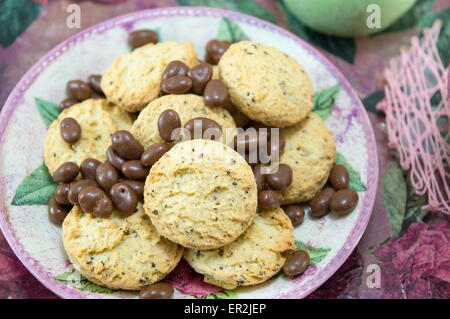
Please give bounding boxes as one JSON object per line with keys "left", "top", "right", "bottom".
{"left": 44, "top": 29, "right": 360, "bottom": 299}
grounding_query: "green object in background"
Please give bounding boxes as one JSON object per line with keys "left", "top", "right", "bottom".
{"left": 278, "top": 0, "right": 356, "bottom": 63}
{"left": 383, "top": 160, "right": 428, "bottom": 237}
{"left": 177, "top": 0, "right": 276, "bottom": 23}
{"left": 55, "top": 270, "right": 116, "bottom": 294}
{"left": 0, "top": 0, "right": 42, "bottom": 47}
{"left": 419, "top": 8, "right": 450, "bottom": 66}
{"left": 284, "top": 0, "right": 417, "bottom": 37}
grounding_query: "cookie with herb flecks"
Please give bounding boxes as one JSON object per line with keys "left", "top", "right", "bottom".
{"left": 144, "top": 139, "right": 257, "bottom": 250}
{"left": 184, "top": 207, "right": 295, "bottom": 289}
{"left": 212, "top": 65, "right": 249, "bottom": 127}
{"left": 62, "top": 203, "right": 183, "bottom": 290}
{"left": 130, "top": 94, "right": 236, "bottom": 149}
{"left": 281, "top": 113, "right": 336, "bottom": 204}
{"left": 101, "top": 42, "right": 199, "bottom": 112}
{"left": 44, "top": 98, "right": 132, "bottom": 175}
{"left": 219, "top": 41, "right": 313, "bottom": 127}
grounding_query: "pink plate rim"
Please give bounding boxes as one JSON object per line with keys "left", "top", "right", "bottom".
{"left": 0, "top": 6, "right": 378, "bottom": 299}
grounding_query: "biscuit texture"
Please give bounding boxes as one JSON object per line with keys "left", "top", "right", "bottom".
{"left": 222, "top": 99, "right": 250, "bottom": 128}
{"left": 62, "top": 204, "right": 183, "bottom": 290}
{"left": 219, "top": 41, "right": 314, "bottom": 127}
{"left": 44, "top": 98, "right": 132, "bottom": 174}
{"left": 144, "top": 139, "right": 257, "bottom": 250}
{"left": 184, "top": 208, "right": 296, "bottom": 289}
{"left": 280, "top": 113, "right": 336, "bottom": 203}
{"left": 130, "top": 94, "right": 236, "bottom": 149}
{"left": 101, "top": 42, "right": 199, "bottom": 112}
{"left": 212, "top": 65, "right": 249, "bottom": 127}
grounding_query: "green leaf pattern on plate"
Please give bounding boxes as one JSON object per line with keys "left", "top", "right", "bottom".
{"left": 216, "top": 18, "right": 249, "bottom": 42}
{"left": 202, "top": 289, "right": 238, "bottom": 299}
{"left": 54, "top": 269, "right": 116, "bottom": 294}
{"left": 11, "top": 97, "right": 61, "bottom": 206}
{"left": 154, "top": 27, "right": 162, "bottom": 41}
{"left": 312, "top": 84, "right": 340, "bottom": 120}
{"left": 11, "top": 163, "right": 56, "bottom": 206}
{"left": 275, "top": 241, "right": 332, "bottom": 279}
{"left": 35, "top": 98, "right": 60, "bottom": 128}
{"left": 295, "top": 240, "right": 332, "bottom": 265}
{"left": 335, "top": 153, "right": 367, "bottom": 192}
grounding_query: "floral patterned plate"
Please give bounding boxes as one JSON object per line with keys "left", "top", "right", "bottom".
{"left": 0, "top": 7, "right": 378, "bottom": 299}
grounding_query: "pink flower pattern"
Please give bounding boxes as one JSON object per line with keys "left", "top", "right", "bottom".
{"left": 375, "top": 223, "right": 450, "bottom": 299}
{"left": 163, "top": 259, "right": 222, "bottom": 297}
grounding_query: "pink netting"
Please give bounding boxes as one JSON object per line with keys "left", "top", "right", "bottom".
{"left": 378, "top": 21, "right": 450, "bottom": 214}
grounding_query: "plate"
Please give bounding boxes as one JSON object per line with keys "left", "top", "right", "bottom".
{"left": 0, "top": 7, "right": 378, "bottom": 299}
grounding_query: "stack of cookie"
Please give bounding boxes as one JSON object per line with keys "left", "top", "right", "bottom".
{"left": 43, "top": 30, "right": 358, "bottom": 298}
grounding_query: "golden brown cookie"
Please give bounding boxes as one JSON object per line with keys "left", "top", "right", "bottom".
{"left": 62, "top": 204, "right": 183, "bottom": 290}
{"left": 219, "top": 41, "right": 314, "bottom": 127}
{"left": 44, "top": 98, "right": 132, "bottom": 174}
{"left": 130, "top": 94, "right": 236, "bottom": 149}
{"left": 184, "top": 207, "right": 296, "bottom": 289}
{"left": 212, "top": 65, "right": 249, "bottom": 127}
{"left": 143, "top": 139, "right": 257, "bottom": 250}
{"left": 101, "top": 42, "right": 199, "bottom": 112}
{"left": 280, "top": 113, "right": 336, "bottom": 203}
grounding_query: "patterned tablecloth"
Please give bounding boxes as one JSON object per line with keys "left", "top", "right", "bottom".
{"left": 0, "top": 0, "right": 449, "bottom": 299}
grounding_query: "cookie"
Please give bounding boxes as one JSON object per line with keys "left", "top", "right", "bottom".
{"left": 219, "top": 41, "right": 314, "bottom": 127}
{"left": 130, "top": 94, "right": 237, "bottom": 149}
{"left": 101, "top": 42, "right": 199, "bottom": 112}
{"left": 44, "top": 98, "right": 132, "bottom": 174}
{"left": 280, "top": 113, "right": 336, "bottom": 203}
{"left": 62, "top": 204, "right": 183, "bottom": 290}
{"left": 143, "top": 139, "right": 257, "bottom": 250}
{"left": 212, "top": 64, "right": 220, "bottom": 80}
{"left": 212, "top": 65, "right": 249, "bottom": 127}
{"left": 184, "top": 207, "right": 296, "bottom": 289}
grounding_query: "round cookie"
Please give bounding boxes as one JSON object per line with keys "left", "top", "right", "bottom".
{"left": 62, "top": 204, "right": 183, "bottom": 290}
{"left": 104, "top": 101, "right": 135, "bottom": 130}
{"left": 101, "top": 42, "right": 199, "bottom": 112}
{"left": 130, "top": 94, "right": 236, "bottom": 149}
{"left": 219, "top": 41, "right": 314, "bottom": 127}
{"left": 184, "top": 207, "right": 296, "bottom": 289}
{"left": 44, "top": 98, "right": 133, "bottom": 174}
{"left": 212, "top": 65, "right": 249, "bottom": 127}
{"left": 280, "top": 113, "right": 336, "bottom": 204}
{"left": 144, "top": 139, "right": 257, "bottom": 250}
